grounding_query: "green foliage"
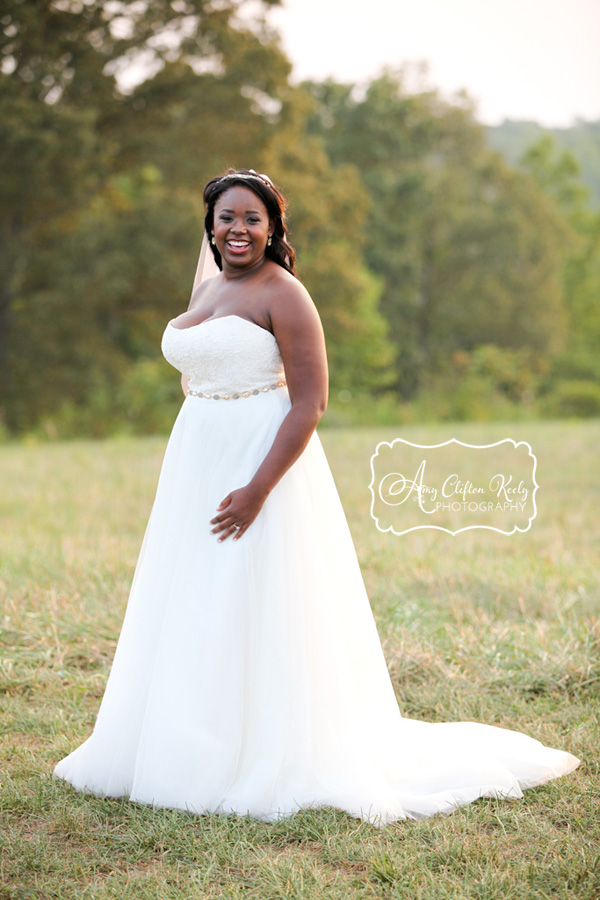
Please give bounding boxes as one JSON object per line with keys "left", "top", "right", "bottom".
{"left": 415, "top": 379, "right": 522, "bottom": 425}
{"left": 407, "top": 344, "right": 546, "bottom": 423}
{"left": 1, "top": 8, "right": 598, "bottom": 435}
{"left": 546, "top": 347, "right": 600, "bottom": 384}
{"left": 455, "top": 344, "right": 544, "bottom": 403}
{"left": 4, "top": 169, "right": 199, "bottom": 432}
{"left": 115, "top": 358, "right": 184, "bottom": 434}
{"left": 519, "top": 136, "right": 600, "bottom": 402}
{"left": 34, "top": 358, "right": 184, "bottom": 441}
{"left": 320, "top": 390, "right": 410, "bottom": 428}
{"left": 519, "top": 134, "right": 590, "bottom": 213}
{"left": 304, "top": 70, "right": 570, "bottom": 399}
{"left": 489, "top": 118, "right": 600, "bottom": 207}
{"left": 0, "top": 2, "right": 398, "bottom": 435}
{"left": 540, "top": 380, "right": 600, "bottom": 419}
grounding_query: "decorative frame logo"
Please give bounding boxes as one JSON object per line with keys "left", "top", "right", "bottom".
{"left": 369, "top": 438, "right": 538, "bottom": 536}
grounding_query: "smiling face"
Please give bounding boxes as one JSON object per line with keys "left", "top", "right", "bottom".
{"left": 212, "top": 185, "right": 273, "bottom": 270}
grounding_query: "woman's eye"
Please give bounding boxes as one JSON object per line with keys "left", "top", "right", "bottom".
{"left": 218, "top": 216, "right": 260, "bottom": 223}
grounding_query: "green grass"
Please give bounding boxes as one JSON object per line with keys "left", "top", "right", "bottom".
{"left": 1, "top": 420, "right": 598, "bottom": 899}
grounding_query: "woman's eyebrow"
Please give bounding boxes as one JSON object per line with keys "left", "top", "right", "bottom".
{"left": 218, "top": 208, "right": 262, "bottom": 214}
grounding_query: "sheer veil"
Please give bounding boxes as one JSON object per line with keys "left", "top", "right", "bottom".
{"left": 192, "top": 231, "right": 220, "bottom": 291}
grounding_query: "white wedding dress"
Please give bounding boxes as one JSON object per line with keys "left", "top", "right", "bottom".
{"left": 54, "top": 314, "right": 580, "bottom": 825}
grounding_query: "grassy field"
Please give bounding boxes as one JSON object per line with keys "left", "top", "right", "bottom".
{"left": 1, "top": 419, "right": 598, "bottom": 900}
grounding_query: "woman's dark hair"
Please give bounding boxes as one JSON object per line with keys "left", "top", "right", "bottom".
{"left": 203, "top": 168, "right": 296, "bottom": 276}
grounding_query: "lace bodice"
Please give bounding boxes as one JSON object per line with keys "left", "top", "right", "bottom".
{"left": 161, "top": 315, "right": 286, "bottom": 394}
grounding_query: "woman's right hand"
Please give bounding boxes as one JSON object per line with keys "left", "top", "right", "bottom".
{"left": 209, "top": 483, "right": 268, "bottom": 542}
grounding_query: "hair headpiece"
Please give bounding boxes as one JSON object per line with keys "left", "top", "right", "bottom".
{"left": 217, "top": 170, "right": 274, "bottom": 188}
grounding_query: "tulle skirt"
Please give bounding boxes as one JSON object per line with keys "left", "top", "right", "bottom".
{"left": 54, "top": 388, "right": 580, "bottom": 824}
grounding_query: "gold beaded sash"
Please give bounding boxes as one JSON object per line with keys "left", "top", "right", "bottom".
{"left": 187, "top": 379, "right": 287, "bottom": 401}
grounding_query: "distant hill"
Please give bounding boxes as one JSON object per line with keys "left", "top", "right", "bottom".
{"left": 487, "top": 119, "right": 600, "bottom": 207}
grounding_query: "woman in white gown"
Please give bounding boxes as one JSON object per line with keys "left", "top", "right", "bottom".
{"left": 54, "top": 169, "right": 580, "bottom": 825}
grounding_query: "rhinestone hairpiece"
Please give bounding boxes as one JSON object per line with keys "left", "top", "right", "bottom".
{"left": 219, "top": 171, "right": 273, "bottom": 188}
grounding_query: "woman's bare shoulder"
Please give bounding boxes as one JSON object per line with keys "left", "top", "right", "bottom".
{"left": 266, "top": 282, "right": 325, "bottom": 361}
{"left": 265, "top": 265, "right": 317, "bottom": 327}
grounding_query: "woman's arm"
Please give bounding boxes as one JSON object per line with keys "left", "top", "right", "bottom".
{"left": 251, "top": 282, "right": 328, "bottom": 494}
{"left": 209, "top": 278, "right": 328, "bottom": 542}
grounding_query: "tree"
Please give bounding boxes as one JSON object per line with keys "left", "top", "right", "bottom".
{"left": 303, "top": 69, "right": 570, "bottom": 398}
{"left": 488, "top": 118, "right": 600, "bottom": 207}
{"left": 520, "top": 136, "right": 600, "bottom": 386}
{"left": 1, "top": 1, "right": 395, "bottom": 433}
{"left": 0, "top": 0, "right": 290, "bottom": 430}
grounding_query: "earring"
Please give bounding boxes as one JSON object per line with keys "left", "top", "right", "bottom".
{"left": 211, "top": 235, "right": 216, "bottom": 245}
{"left": 267, "top": 236, "right": 272, "bottom": 247}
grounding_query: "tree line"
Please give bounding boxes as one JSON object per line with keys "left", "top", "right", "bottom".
{"left": 488, "top": 119, "right": 600, "bottom": 207}
{"left": 1, "top": 0, "right": 598, "bottom": 437}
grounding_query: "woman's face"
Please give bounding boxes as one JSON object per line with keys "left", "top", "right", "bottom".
{"left": 212, "top": 185, "right": 273, "bottom": 269}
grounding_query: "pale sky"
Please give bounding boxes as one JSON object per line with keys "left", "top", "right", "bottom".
{"left": 267, "top": 0, "right": 600, "bottom": 127}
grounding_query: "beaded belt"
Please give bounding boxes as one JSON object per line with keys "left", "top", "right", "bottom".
{"left": 187, "top": 379, "right": 287, "bottom": 401}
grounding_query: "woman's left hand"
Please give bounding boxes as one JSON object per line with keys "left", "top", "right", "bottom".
{"left": 209, "top": 484, "right": 267, "bottom": 542}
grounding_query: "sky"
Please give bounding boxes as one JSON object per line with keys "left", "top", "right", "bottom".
{"left": 266, "top": 0, "right": 600, "bottom": 127}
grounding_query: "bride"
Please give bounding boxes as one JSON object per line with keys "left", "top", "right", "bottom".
{"left": 54, "top": 169, "right": 580, "bottom": 825}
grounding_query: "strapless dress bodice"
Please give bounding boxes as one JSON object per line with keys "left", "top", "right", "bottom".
{"left": 161, "top": 315, "right": 286, "bottom": 396}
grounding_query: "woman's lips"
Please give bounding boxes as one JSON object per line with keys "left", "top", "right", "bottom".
{"left": 226, "top": 240, "right": 250, "bottom": 254}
